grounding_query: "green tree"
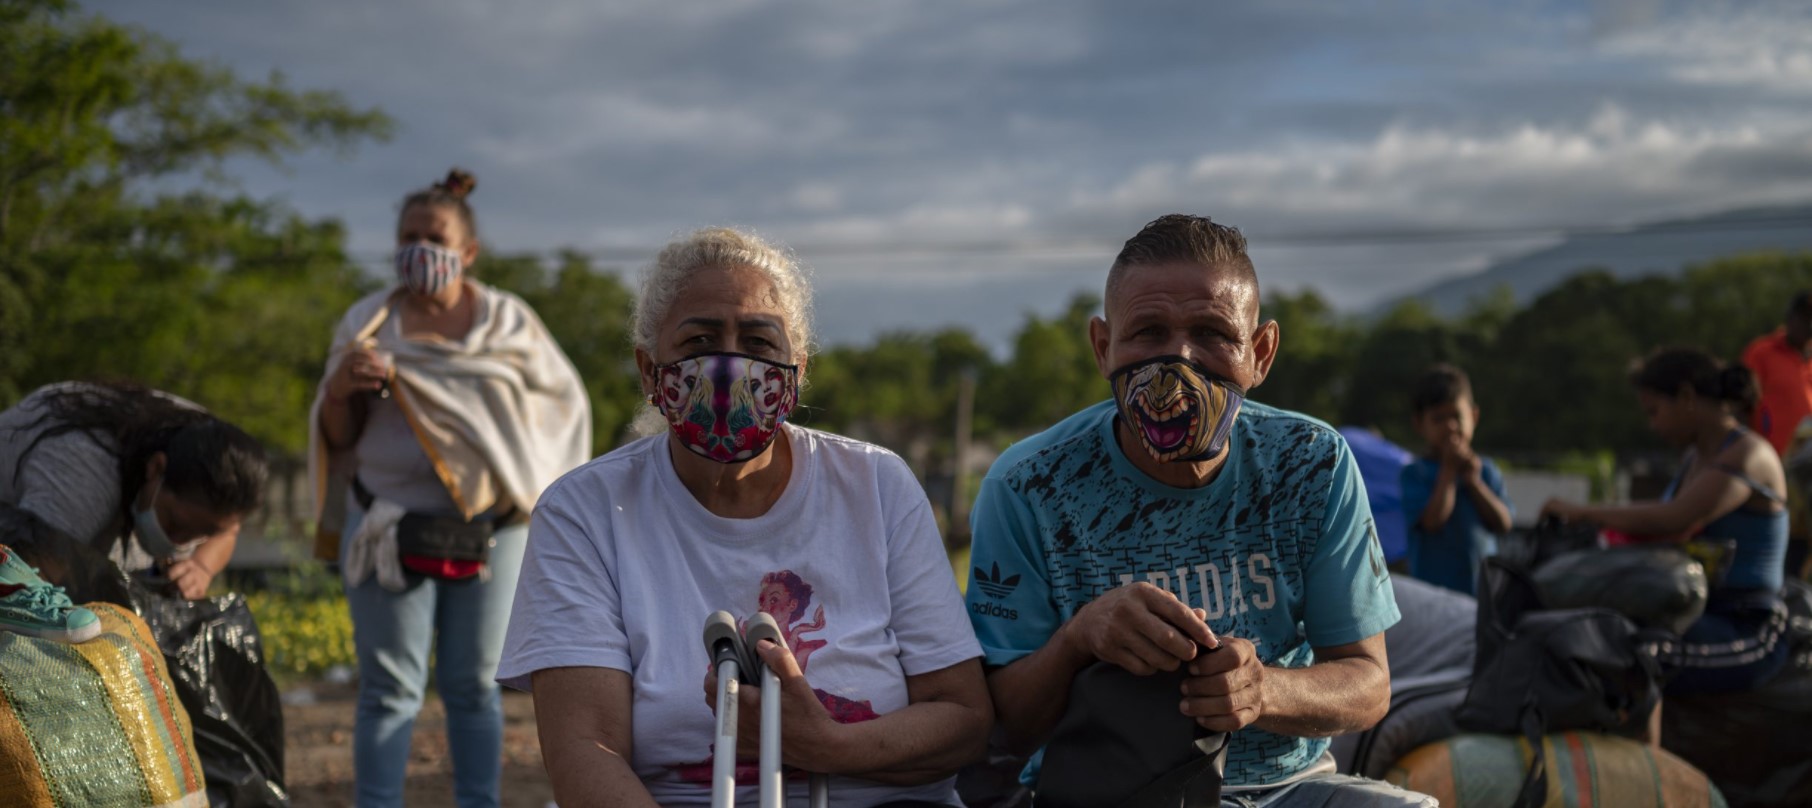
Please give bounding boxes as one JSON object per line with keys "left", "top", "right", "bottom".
{"left": 1257, "top": 288, "right": 1358, "bottom": 422}
{"left": 1337, "top": 299, "right": 1470, "bottom": 445}
{"left": 0, "top": 0, "right": 391, "bottom": 457}
{"left": 982, "top": 293, "right": 1109, "bottom": 437}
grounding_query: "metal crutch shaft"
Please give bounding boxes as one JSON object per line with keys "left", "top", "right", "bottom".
{"left": 702, "top": 611, "right": 745, "bottom": 808}
{"left": 745, "top": 612, "right": 787, "bottom": 808}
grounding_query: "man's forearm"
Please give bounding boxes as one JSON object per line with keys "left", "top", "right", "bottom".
{"left": 1250, "top": 656, "right": 1390, "bottom": 738}
{"left": 985, "top": 624, "right": 1093, "bottom": 755}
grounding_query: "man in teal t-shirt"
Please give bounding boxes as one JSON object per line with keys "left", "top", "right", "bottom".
{"left": 966, "top": 215, "right": 1426, "bottom": 807}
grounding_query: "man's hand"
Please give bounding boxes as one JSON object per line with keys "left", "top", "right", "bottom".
{"left": 702, "top": 639, "right": 844, "bottom": 772}
{"left": 164, "top": 558, "right": 216, "bottom": 600}
{"left": 1060, "top": 582, "right": 1217, "bottom": 676}
{"left": 1179, "top": 637, "right": 1264, "bottom": 732}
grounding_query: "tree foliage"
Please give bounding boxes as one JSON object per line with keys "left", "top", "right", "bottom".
{"left": 1, "top": 0, "right": 391, "bottom": 455}
{"left": 1259, "top": 255, "right": 1812, "bottom": 457}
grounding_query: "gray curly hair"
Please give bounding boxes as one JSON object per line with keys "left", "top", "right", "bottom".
{"left": 632, "top": 227, "right": 814, "bottom": 360}
{"left": 629, "top": 227, "right": 815, "bottom": 436}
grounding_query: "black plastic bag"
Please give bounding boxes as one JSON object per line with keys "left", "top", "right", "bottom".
{"left": 1497, "top": 518, "right": 1603, "bottom": 571}
{"left": 1532, "top": 546, "right": 1709, "bottom": 635}
{"left": 1, "top": 503, "right": 288, "bottom": 806}
{"left": 1662, "top": 579, "right": 1812, "bottom": 808}
{"left": 136, "top": 587, "right": 289, "bottom": 807}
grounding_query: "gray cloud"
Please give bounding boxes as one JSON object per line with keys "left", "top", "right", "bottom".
{"left": 88, "top": 0, "right": 1812, "bottom": 347}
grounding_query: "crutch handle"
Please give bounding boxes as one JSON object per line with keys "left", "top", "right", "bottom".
{"left": 703, "top": 610, "right": 745, "bottom": 669}
{"left": 744, "top": 611, "right": 786, "bottom": 663}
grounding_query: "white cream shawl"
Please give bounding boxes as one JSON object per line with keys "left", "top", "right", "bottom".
{"left": 308, "top": 282, "right": 591, "bottom": 560}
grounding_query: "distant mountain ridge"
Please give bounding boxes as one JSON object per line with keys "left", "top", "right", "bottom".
{"left": 1392, "top": 204, "right": 1812, "bottom": 316}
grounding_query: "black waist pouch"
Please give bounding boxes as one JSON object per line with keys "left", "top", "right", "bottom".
{"left": 394, "top": 513, "right": 493, "bottom": 563}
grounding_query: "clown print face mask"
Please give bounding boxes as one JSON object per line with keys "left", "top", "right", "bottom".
{"left": 654, "top": 352, "right": 799, "bottom": 463}
{"left": 1109, "top": 355, "right": 1246, "bottom": 463}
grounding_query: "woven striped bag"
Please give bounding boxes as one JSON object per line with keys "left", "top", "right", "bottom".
{"left": 0, "top": 602, "right": 206, "bottom": 807}
{"left": 1385, "top": 731, "right": 1725, "bottom": 808}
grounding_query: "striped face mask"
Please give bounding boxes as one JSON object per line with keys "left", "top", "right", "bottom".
{"left": 394, "top": 242, "right": 463, "bottom": 297}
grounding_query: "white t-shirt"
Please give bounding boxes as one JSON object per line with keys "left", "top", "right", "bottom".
{"left": 497, "top": 425, "right": 982, "bottom": 808}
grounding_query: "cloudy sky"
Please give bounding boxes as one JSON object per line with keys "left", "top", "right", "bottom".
{"left": 91, "top": 0, "right": 1812, "bottom": 348}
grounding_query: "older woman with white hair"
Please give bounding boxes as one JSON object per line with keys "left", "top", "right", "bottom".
{"left": 497, "top": 227, "right": 992, "bottom": 807}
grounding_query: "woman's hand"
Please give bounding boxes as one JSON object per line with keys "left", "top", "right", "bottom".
{"left": 702, "top": 638, "right": 846, "bottom": 773}
{"left": 326, "top": 346, "right": 388, "bottom": 402}
{"left": 163, "top": 558, "right": 216, "bottom": 600}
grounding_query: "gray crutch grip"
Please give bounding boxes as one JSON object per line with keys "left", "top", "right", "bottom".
{"left": 703, "top": 610, "right": 745, "bottom": 673}
{"left": 743, "top": 611, "right": 785, "bottom": 677}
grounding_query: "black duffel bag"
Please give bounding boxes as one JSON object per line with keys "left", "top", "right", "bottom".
{"left": 1036, "top": 662, "right": 1229, "bottom": 808}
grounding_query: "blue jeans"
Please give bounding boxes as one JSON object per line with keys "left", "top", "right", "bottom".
{"left": 342, "top": 500, "right": 527, "bottom": 808}
{"left": 1222, "top": 773, "right": 1436, "bottom": 808}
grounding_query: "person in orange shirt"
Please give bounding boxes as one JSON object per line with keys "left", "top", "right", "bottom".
{"left": 1743, "top": 291, "right": 1812, "bottom": 454}
{"left": 1743, "top": 290, "right": 1812, "bottom": 580}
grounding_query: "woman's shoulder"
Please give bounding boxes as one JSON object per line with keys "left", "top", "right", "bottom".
{"left": 791, "top": 425, "right": 911, "bottom": 473}
{"left": 537, "top": 434, "right": 666, "bottom": 511}
{"left": 1729, "top": 429, "right": 1787, "bottom": 478}
{"left": 789, "top": 425, "right": 928, "bottom": 511}
{"left": 332, "top": 288, "right": 399, "bottom": 334}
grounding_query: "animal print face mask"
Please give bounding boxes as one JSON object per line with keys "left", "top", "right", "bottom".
{"left": 653, "top": 352, "right": 799, "bottom": 463}
{"left": 1109, "top": 355, "right": 1245, "bottom": 463}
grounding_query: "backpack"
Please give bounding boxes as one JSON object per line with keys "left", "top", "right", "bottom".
{"left": 1455, "top": 555, "right": 1667, "bottom": 808}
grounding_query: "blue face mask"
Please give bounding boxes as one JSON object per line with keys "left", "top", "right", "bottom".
{"left": 133, "top": 478, "right": 179, "bottom": 560}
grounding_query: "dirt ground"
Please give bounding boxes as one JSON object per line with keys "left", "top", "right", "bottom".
{"left": 283, "top": 682, "right": 555, "bottom": 807}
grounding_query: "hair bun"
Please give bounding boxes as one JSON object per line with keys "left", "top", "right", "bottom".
{"left": 435, "top": 168, "right": 477, "bottom": 200}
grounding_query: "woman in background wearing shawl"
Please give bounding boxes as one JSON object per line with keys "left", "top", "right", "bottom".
{"left": 311, "top": 169, "right": 591, "bottom": 808}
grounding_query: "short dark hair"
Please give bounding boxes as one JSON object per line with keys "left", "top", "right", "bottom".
{"left": 1106, "top": 214, "right": 1258, "bottom": 312}
{"left": 1630, "top": 346, "right": 1757, "bottom": 413}
{"left": 1789, "top": 290, "right": 1812, "bottom": 320}
{"left": 1410, "top": 364, "right": 1474, "bottom": 415}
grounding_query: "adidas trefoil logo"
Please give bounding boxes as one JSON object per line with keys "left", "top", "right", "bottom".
{"left": 973, "top": 562, "right": 1020, "bottom": 600}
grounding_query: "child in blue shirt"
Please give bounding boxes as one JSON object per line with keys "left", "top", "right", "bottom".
{"left": 1399, "top": 364, "right": 1513, "bottom": 595}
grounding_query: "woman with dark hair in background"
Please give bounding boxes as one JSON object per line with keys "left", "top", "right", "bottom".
{"left": 1543, "top": 347, "right": 1791, "bottom": 694}
{"left": 0, "top": 381, "right": 269, "bottom": 600}
{"left": 310, "top": 168, "right": 590, "bottom": 808}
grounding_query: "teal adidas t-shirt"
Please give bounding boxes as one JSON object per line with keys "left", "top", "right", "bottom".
{"left": 966, "top": 400, "right": 1399, "bottom": 789}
